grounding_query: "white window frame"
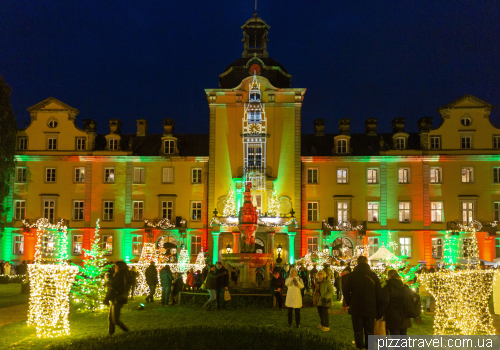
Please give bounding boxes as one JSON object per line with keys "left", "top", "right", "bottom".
{"left": 192, "top": 168, "right": 202, "bottom": 184}
{"left": 461, "top": 136, "right": 471, "bottom": 149}
{"left": 494, "top": 135, "right": 500, "bottom": 150}
{"left": 430, "top": 136, "right": 441, "bottom": 150}
{"left": 109, "top": 139, "right": 118, "bottom": 151}
{"left": 76, "top": 137, "right": 86, "bottom": 151}
{"left": 398, "top": 168, "right": 410, "bottom": 184}
{"left": 337, "top": 168, "right": 348, "bottom": 184}
{"left": 252, "top": 194, "right": 263, "bottom": 214}
{"left": 399, "top": 237, "right": 412, "bottom": 257}
{"left": 162, "top": 167, "right": 174, "bottom": 183}
{"left": 133, "top": 201, "right": 144, "bottom": 220}
{"left": 102, "top": 235, "right": 113, "bottom": 255}
{"left": 103, "top": 201, "right": 114, "bottom": 221}
{"left": 191, "top": 201, "right": 202, "bottom": 221}
{"left": 430, "top": 167, "right": 442, "bottom": 184}
{"left": 368, "top": 237, "right": 379, "bottom": 256}
{"left": 395, "top": 137, "right": 405, "bottom": 150}
{"left": 461, "top": 167, "right": 474, "bottom": 183}
{"left": 367, "top": 202, "right": 379, "bottom": 222}
{"left": 16, "top": 167, "right": 27, "bottom": 182}
{"left": 133, "top": 167, "right": 145, "bottom": 184}
{"left": 72, "top": 235, "right": 83, "bottom": 255}
{"left": 307, "top": 202, "right": 319, "bottom": 222}
{"left": 75, "top": 167, "right": 85, "bottom": 183}
{"left": 46, "top": 168, "right": 56, "bottom": 183}
{"left": 431, "top": 238, "right": 443, "bottom": 259}
{"left": 18, "top": 137, "right": 28, "bottom": 150}
{"left": 307, "top": 168, "right": 318, "bottom": 184}
{"left": 132, "top": 235, "right": 143, "bottom": 256}
{"left": 13, "top": 235, "right": 24, "bottom": 255}
{"left": 14, "top": 200, "right": 26, "bottom": 220}
{"left": 367, "top": 168, "right": 378, "bottom": 184}
{"left": 43, "top": 200, "right": 56, "bottom": 223}
{"left": 337, "top": 139, "right": 348, "bottom": 154}
{"left": 104, "top": 167, "right": 115, "bottom": 183}
{"left": 431, "top": 202, "right": 443, "bottom": 223}
{"left": 47, "top": 137, "right": 58, "bottom": 150}
{"left": 461, "top": 201, "right": 474, "bottom": 223}
{"left": 337, "top": 201, "right": 349, "bottom": 223}
{"left": 73, "top": 200, "right": 84, "bottom": 220}
{"left": 191, "top": 236, "right": 202, "bottom": 256}
{"left": 494, "top": 202, "right": 500, "bottom": 222}
{"left": 164, "top": 140, "right": 175, "bottom": 154}
{"left": 494, "top": 168, "right": 500, "bottom": 184}
{"left": 162, "top": 201, "right": 173, "bottom": 220}
{"left": 398, "top": 201, "right": 411, "bottom": 222}
{"left": 307, "top": 237, "right": 318, "bottom": 252}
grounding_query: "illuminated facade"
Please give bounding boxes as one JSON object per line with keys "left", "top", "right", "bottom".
{"left": 1, "top": 13, "right": 499, "bottom": 266}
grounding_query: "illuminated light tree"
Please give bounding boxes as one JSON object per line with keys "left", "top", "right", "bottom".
{"left": 223, "top": 187, "right": 237, "bottom": 217}
{"left": 177, "top": 248, "right": 190, "bottom": 274}
{"left": 267, "top": 188, "right": 280, "bottom": 217}
{"left": 442, "top": 232, "right": 459, "bottom": 270}
{"left": 71, "top": 219, "right": 111, "bottom": 312}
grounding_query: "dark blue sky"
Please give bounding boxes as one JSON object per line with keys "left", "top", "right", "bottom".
{"left": 1, "top": 0, "right": 499, "bottom": 135}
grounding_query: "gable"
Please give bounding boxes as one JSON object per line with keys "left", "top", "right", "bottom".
{"left": 27, "top": 97, "right": 80, "bottom": 113}
{"left": 438, "top": 94, "right": 493, "bottom": 111}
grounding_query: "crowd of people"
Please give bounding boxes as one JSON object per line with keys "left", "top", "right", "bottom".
{"left": 0, "top": 260, "right": 29, "bottom": 276}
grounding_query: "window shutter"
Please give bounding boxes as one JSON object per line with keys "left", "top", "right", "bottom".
{"left": 134, "top": 168, "right": 139, "bottom": 182}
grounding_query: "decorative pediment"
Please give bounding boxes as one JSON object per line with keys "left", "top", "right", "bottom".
{"left": 438, "top": 95, "right": 493, "bottom": 112}
{"left": 27, "top": 97, "right": 80, "bottom": 113}
{"left": 233, "top": 75, "right": 279, "bottom": 92}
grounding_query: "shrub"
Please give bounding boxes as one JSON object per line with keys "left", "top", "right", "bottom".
{"left": 52, "top": 326, "right": 352, "bottom": 350}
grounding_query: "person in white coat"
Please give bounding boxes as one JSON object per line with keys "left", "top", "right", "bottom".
{"left": 4, "top": 262, "right": 11, "bottom": 276}
{"left": 285, "top": 267, "right": 304, "bottom": 328}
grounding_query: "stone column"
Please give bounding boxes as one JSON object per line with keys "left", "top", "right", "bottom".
{"left": 266, "top": 232, "right": 275, "bottom": 256}
{"left": 287, "top": 231, "right": 296, "bottom": 265}
{"left": 232, "top": 232, "right": 240, "bottom": 253}
{"left": 212, "top": 231, "right": 220, "bottom": 264}
{"left": 265, "top": 260, "right": 270, "bottom": 281}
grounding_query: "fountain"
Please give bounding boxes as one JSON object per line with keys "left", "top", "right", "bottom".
{"left": 221, "top": 182, "right": 273, "bottom": 288}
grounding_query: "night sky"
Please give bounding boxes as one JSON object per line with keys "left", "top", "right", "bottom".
{"left": 1, "top": 1, "right": 499, "bottom": 135}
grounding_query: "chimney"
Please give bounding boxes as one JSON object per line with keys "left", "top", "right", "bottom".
{"left": 108, "top": 119, "right": 122, "bottom": 134}
{"left": 163, "top": 118, "right": 175, "bottom": 135}
{"left": 418, "top": 117, "right": 433, "bottom": 149}
{"left": 136, "top": 119, "right": 148, "bottom": 136}
{"left": 391, "top": 117, "right": 405, "bottom": 133}
{"left": 364, "top": 118, "right": 378, "bottom": 136}
{"left": 83, "top": 119, "right": 96, "bottom": 132}
{"left": 314, "top": 118, "right": 325, "bottom": 136}
{"left": 338, "top": 118, "right": 350, "bottom": 135}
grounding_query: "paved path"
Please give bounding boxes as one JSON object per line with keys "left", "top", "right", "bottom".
{"left": 0, "top": 303, "right": 28, "bottom": 327}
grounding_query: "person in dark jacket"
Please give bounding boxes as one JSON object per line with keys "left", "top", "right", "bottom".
{"left": 215, "top": 261, "right": 229, "bottom": 311}
{"left": 145, "top": 261, "right": 158, "bottom": 303}
{"left": 159, "top": 265, "right": 174, "bottom": 306}
{"left": 381, "top": 270, "right": 412, "bottom": 335}
{"left": 334, "top": 269, "right": 342, "bottom": 300}
{"left": 107, "top": 261, "right": 131, "bottom": 335}
{"left": 203, "top": 265, "right": 227, "bottom": 311}
{"left": 193, "top": 270, "right": 203, "bottom": 290}
{"left": 129, "top": 266, "right": 138, "bottom": 299}
{"left": 171, "top": 272, "right": 184, "bottom": 304}
{"left": 299, "top": 267, "right": 309, "bottom": 296}
{"left": 270, "top": 270, "right": 285, "bottom": 310}
{"left": 343, "top": 256, "right": 382, "bottom": 349}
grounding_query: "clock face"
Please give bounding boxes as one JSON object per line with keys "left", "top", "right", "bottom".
{"left": 249, "top": 124, "right": 261, "bottom": 134}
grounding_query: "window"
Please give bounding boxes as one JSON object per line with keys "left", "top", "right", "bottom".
{"left": 494, "top": 168, "right": 500, "bottom": 183}
{"left": 249, "top": 111, "right": 261, "bottom": 123}
{"left": 367, "top": 202, "right": 379, "bottom": 222}
{"left": 75, "top": 167, "right": 85, "bottom": 183}
{"left": 162, "top": 168, "right": 174, "bottom": 183}
{"left": 18, "top": 137, "right": 27, "bottom": 150}
{"left": 191, "top": 202, "right": 202, "bottom": 221}
{"left": 252, "top": 194, "right": 262, "bottom": 213}
{"left": 430, "top": 136, "right": 441, "bottom": 150}
{"left": 164, "top": 140, "right": 174, "bottom": 154}
{"left": 307, "top": 168, "right": 318, "bottom": 184}
{"left": 399, "top": 237, "right": 411, "bottom": 257}
{"left": 48, "top": 119, "right": 58, "bottom": 128}
{"left": 109, "top": 139, "right": 118, "bottom": 151}
{"left": 307, "top": 202, "right": 319, "bottom": 222}
{"left": 461, "top": 136, "right": 471, "bottom": 149}
{"left": 367, "top": 169, "right": 378, "bottom": 184}
{"left": 192, "top": 168, "right": 202, "bottom": 183}
{"left": 103, "top": 201, "right": 114, "bottom": 220}
{"left": 462, "top": 238, "right": 472, "bottom": 258}
{"left": 104, "top": 168, "right": 115, "bottom": 183}
{"left": 337, "top": 139, "right": 347, "bottom": 154}
{"left": 102, "top": 235, "right": 113, "bottom": 255}
{"left": 191, "top": 236, "right": 202, "bottom": 256}
{"left": 461, "top": 116, "right": 472, "bottom": 126}
{"left": 461, "top": 167, "right": 473, "bottom": 183}
{"left": 133, "top": 168, "right": 145, "bottom": 184}
{"left": 46, "top": 168, "right": 56, "bottom": 182}
{"left": 16, "top": 167, "right": 27, "bottom": 182}
{"left": 494, "top": 202, "right": 500, "bottom": 222}
{"left": 496, "top": 238, "right": 500, "bottom": 258}
{"left": 162, "top": 201, "right": 173, "bottom": 220}
{"left": 368, "top": 237, "right": 379, "bottom": 256}
{"left": 132, "top": 236, "right": 143, "bottom": 255}
{"left": 72, "top": 235, "right": 83, "bottom": 255}
{"left": 462, "top": 202, "right": 474, "bottom": 223}
{"left": 13, "top": 235, "right": 24, "bottom": 254}
{"left": 398, "top": 202, "right": 411, "bottom": 222}
{"left": 431, "top": 202, "right": 443, "bottom": 223}
{"left": 307, "top": 237, "right": 318, "bottom": 252}
{"left": 398, "top": 168, "right": 410, "bottom": 184}
{"left": 47, "top": 138, "right": 57, "bottom": 150}
{"left": 494, "top": 136, "right": 500, "bottom": 149}
{"left": 73, "top": 200, "right": 84, "bottom": 220}
{"left": 337, "top": 168, "right": 348, "bottom": 184}
{"left": 337, "top": 202, "right": 349, "bottom": 223}
{"left": 432, "top": 238, "right": 442, "bottom": 259}
{"left": 430, "top": 167, "right": 442, "bottom": 184}
{"left": 395, "top": 137, "right": 405, "bottom": 150}
{"left": 43, "top": 200, "right": 55, "bottom": 223}
{"left": 76, "top": 138, "right": 86, "bottom": 151}
{"left": 14, "top": 200, "right": 26, "bottom": 220}
{"left": 247, "top": 146, "right": 262, "bottom": 168}
{"left": 133, "top": 201, "right": 144, "bottom": 220}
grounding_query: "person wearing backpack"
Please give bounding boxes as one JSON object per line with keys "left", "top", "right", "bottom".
{"left": 107, "top": 260, "right": 131, "bottom": 335}
{"left": 381, "top": 270, "right": 412, "bottom": 336}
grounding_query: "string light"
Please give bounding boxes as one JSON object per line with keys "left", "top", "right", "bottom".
{"left": 322, "top": 220, "right": 364, "bottom": 231}
{"left": 258, "top": 217, "right": 298, "bottom": 228}
{"left": 267, "top": 188, "right": 280, "bottom": 217}
{"left": 223, "top": 187, "right": 237, "bottom": 217}
{"left": 143, "top": 218, "right": 175, "bottom": 229}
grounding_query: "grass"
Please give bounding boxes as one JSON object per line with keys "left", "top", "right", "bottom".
{"left": 0, "top": 283, "right": 29, "bottom": 308}
{"left": 0, "top": 294, "right": 435, "bottom": 350}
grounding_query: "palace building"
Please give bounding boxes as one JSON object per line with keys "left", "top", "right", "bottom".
{"left": 1, "top": 12, "right": 499, "bottom": 266}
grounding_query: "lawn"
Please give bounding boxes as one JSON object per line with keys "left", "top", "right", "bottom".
{"left": 0, "top": 295, "right": 435, "bottom": 350}
{"left": 0, "top": 283, "right": 29, "bottom": 308}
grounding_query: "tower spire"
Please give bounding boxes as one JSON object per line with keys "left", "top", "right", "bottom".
{"left": 241, "top": 11, "right": 270, "bottom": 58}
